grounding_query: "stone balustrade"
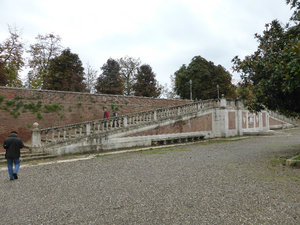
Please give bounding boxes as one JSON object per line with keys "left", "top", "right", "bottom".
{"left": 32, "top": 99, "right": 220, "bottom": 147}
{"left": 268, "top": 111, "right": 298, "bottom": 125}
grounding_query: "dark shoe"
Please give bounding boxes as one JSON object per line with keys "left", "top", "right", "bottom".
{"left": 13, "top": 173, "right": 18, "bottom": 179}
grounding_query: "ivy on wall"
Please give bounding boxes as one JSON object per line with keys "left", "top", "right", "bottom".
{"left": 0, "top": 94, "right": 63, "bottom": 119}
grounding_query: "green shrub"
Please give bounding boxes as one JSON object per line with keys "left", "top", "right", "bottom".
{"left": 37, "top": 112, "right": 43, "bottom": 119}
{"left": 12, "top": 111, "right": 20, "bottom": 119}
{"left": 6, "top": 101, "right": 15, "bottom": 107}
{"left": 89, "top": 96, "right": 96, "bottom": 103}
{"left": 24, "top": 101, "right": 42, "bottom": 113}
{"left": 44, "top": 104, "right": 61, "bottom": 113}
{"left": 14, "top": 101, "right": 24, "bottom": 111}
{"left": 14, "top": 96, "right": 24, "bottom": 100}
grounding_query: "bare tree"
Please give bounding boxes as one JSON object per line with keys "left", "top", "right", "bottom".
{"left": 118, "top": 56, "right": 141, "bottom": 95}
{"left": 27, "top": 33, "right": 62, "bottom": 89}
{"left": 0, "top": 25, "right": 24, "bottom": 87}
{"left": 84, "top": 62, "right": 98, "bottom": 93}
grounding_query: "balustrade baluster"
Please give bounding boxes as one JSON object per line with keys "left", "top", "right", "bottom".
{"left": 57, "top": 130, "right": 60, "bottom": 140}
{"left": 51, "top": 129, "right": 55, "bottom": 142}
{"left": 45, "top": 131, "right": 48, "bottom": 144}
{"left": 74, "top": 128, "right": 77, "bottom": 138}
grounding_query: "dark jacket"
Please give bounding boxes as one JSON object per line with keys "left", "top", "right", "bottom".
{"left": 3, "top": 134, "right": 24, "bottom": 159}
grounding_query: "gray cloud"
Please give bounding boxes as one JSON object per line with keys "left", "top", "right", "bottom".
{"left": 0, "top": 0, "right": 293, "bottom": 86}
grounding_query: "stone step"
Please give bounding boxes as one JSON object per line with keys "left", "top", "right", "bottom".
{"left": 0, "top": 151, "right": 47, "bottom": 158}
{"left": 0, "top": 152, "right": 57, "bottom": 164}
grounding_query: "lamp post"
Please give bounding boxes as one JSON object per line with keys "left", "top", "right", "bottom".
{"left": 217, "top": 84, "right": 220, "bottom": 99}
{"left": 189, "top": 79, "right": 192, "bottom": 100}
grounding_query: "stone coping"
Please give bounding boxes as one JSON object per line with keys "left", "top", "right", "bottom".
{"left": 0, "top": 86, "right": 190, "bottom": 101}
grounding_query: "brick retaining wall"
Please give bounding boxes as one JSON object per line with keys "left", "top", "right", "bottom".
{"left": 0, "top": 87, "right": 191, "bottom": 144}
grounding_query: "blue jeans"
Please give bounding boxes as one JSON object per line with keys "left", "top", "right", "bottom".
{"left": 7, "top": 158, "right": 21, "bottom": 180}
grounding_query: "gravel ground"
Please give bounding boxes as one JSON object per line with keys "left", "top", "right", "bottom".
{"left": 0, "top": 128, "right": 300, "bottom": 225}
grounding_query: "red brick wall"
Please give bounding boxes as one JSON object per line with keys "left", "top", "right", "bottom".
{"left": 127, "top": 114, "right": 212, "bottom": 137}
{"left": 0, "top": 87, "right": 191, "bottom": 144}
{"left": 269, "top": 117, "right": 284, "bottom": 126}
{"left": 228, "top": 112, "right": 236, "bottom": 130}
{"left": 242, "top": 112, "right": 247, "bottom": 129}
{"left": 262, "top": 113, "right": 266, "bottom": 127}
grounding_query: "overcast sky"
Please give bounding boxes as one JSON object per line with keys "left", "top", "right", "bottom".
{"left": 0, "top": 0, "right": 293, "bottom": 87}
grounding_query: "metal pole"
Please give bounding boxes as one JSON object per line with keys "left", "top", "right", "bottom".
{"left": 217, "top": 84, "right": 219, "bottom": 99}
{"left": 189, "top": 80, "right": 192, "bottom": 100}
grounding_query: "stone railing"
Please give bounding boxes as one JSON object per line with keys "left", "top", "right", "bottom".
{"left": 268, "top": 111, "right": 299, "bottom": 126}
{"left": 31, "top": 99, "right": 220, "bottom": 147}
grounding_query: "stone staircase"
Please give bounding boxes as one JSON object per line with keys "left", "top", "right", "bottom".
{"left": 32, "top": 99, "right": 218, "bottom": 148}
{"left": 0, "top": 150, "right": 57, "bottom": 165}
{"left": 29, "top": 98, "right": 297, "bottom": 156}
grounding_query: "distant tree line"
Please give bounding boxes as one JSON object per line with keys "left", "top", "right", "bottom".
{"left": 2, "top": 0, "right": 297, "bottom": 114}
{"left": 0, "top": 30, "right": 162, "bottom": 98}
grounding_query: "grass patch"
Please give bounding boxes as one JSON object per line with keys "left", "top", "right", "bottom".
{"left": 95, "top": 154, "right": 111, "bottom": 158}
{"left": 294, "top": 155, "right": 300, "bottom": 161}
{"left": 270, "top": 150, "right": 300, "bottom": 166}
{"left": 133, "top": 148, "right": 187, "bottom": 155}
{"left": 195, "top": 138, "right": 246, "bottom": 146}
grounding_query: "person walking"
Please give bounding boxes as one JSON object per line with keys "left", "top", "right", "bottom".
{"left": 104, "top": 110, "right": 110, "bottom": 119}
{"left": 3, "top": 131, "right": 24, "bottom": 181}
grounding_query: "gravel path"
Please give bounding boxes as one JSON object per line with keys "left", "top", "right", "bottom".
{"left": 1, "top": 128, "right": 300, "bottom": 225}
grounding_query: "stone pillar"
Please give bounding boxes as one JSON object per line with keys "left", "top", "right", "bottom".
{"left": 237, "top": 109, "right": 243, "bottom": 136}
{"left": 266, "top": 112, "right": 270, "bottom": 131}
{"left": 212, "top": 107, "right": 228, "bottom": 138}
{"left": 220, "top": 96, "right": 226, "bottom": 108}
{"left": 32, "top": 122, "right": 41, "bottom": 147}
{"left": 259, "top": 112, "right": 263, "bottom": 131}
{"left": 246, "top": 111, "right": 249, "bottom": 130}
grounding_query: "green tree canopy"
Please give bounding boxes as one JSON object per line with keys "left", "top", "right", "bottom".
{"left": 174, "top": 56, "right": 236, "bottom": 100}
{"left": 232, "top": 1, "right": 300, "bottom": 117}
{"left": 133, "top": 64, "right": 161, "bottom": 98}
{"left": 95, "top": 58, "right": 123, "bottom": 95}
{"left": 43, "top": 48, "right": 86, "bottom": 92}
{"left": 0, "top": 61, "right": 8, "bottom": 86}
